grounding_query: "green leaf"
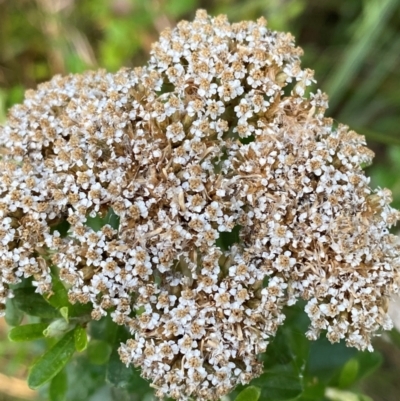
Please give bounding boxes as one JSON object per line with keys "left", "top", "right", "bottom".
{"left": 28, "top": 329, "right": 76, "bottom": 389}
{"left": 0, "top": 88, "right": 7, "bottom": 123}
{"left": 46, "top": 273, "right": 93, "bottom": 318}
{"left": 329, "top": 350, "right": 382, "bottom": 390}
{"left": 325, "top": 388, "right": 373, "bottom": 401}
{"left": 46, "top": 274, "right": 70, "bottom": 309}
{"left": 89, "top": 314, "right": 118, "bottom": 343}
{"left": 307, "top": 337, "right": 357, "bottom": 383}
{"left": 86, "top": 208, "right": 120, "bottom": 232}
{"left": 235, "top": 386, "right": 261, "bottom": 401}
{"left": 338, "top": 358, "right": 359, "bottom": 389}
{"left": 50, "top": 219, "right": 70, "bottom": 237}
{"left": 74, "top": 326, "right": 88, "bottom": 352}
{"left": 240, "top": 314, "right": 305, "bottom": 401}
{"left": 13, "top": 287, "right": 61, "bottom": 319}
{"left": 106, "top": 326, "right": 152, "bottom": 394}
{"left": 8, "top": 323, "right": 48, "bottom": 342}
{"left": 353, "top": 351, "right": 382, "bottom": 381}
{"left": 69, "top": 302, "right": 93, "bottom": 318}
{"left": 87, "top": 340, "right": 112, "bottom": 365}
{"left": 388, "top": 328, "right": 400, "bottom": 349}
{"left": 12, "top": 280, "right": 91, "bottom": 320}
{"left": 4, "top": 297, "right": 24, "bottom": 326}
{"left": 324, "top": 0, "right": 398, "bottom": 111}
{"left": 300, "top": 379, "right": 326, "bottom": 400}
{"left": 60, "top": 306, "right": 69, "bottom": 322}
{"left": 43, "top": 319, "right": 73, "bottom": 338}
{"left": 251, "top": 364, "right": 303, "bottom": 401}
{"left": 106, "top": 208, "right": 120, "bottom": 230}
{"left": 163, "top": 0, "right": 197, "bottom": 18}
{"left": 65, "top": 355, "right": 107, "bottom": 401}
{"left": 49, "top": 369, "right": 67, "bottom": 401}
{"left": 216, "top": 225, "right": 241, "bottom": 250}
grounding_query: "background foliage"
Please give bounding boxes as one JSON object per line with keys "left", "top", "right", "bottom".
{"left": 0, "top": 0, "right": 400, "bottom": 400}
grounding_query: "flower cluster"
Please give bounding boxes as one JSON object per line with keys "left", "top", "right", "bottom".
{"left": 1, "top": 9, "right": 400, "bottom": 401}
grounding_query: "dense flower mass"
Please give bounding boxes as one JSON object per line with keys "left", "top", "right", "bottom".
{"left": 1, "top": 9, "right": 400, "bottom": 401}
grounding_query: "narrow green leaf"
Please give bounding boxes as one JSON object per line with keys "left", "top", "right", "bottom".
{"left": 5, "top": 298, "right": 24, "bottom": 326}
{"left": 74, "top": 326, "right": 88, "bottom": 352}
{"left": 49, "top": 369, "right": 67, "bottom": 401}
{"left": 338, "top": 358, "right": 359, "bottom": 389}
{"left": 8, "top": 323, "right": 48, "bottom": 342}
{"left": 339, "top": 32, "right": 400, "bottom": 123}
{"left": 355, "top": 126, "right": 400, "bottom": 147}
{"left": 324, "top": 0, "right": 398, "bottom": 111}
{"left": 87, "top": 340, "right": 112, "bottom": 365}
{"left": 13, "top": 287, "right": 60, "bottom": 319}
{"left": 28, "top": 329, "right": 76, "bottom": 389}
{"left": 235, "top": 386, "right": 261, "bottom": 401}
{"left": 325, "top": 388, "right": 373, "bottom": 401}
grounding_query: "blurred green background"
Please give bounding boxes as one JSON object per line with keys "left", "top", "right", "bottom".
{"left": 0, "top": 0, "right": 400, "bottom": 400}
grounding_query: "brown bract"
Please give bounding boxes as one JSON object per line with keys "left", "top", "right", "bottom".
{"left": 1, "top": 9, "right": 400, "bottom": 401}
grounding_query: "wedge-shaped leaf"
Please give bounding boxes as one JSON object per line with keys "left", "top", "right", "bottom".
{"left": 13, "top": 287, "right": 60, "bottom": 319}
{"left": 49, "top": 369, "right": 67, "bottom": 401}
{"left": 235, "top": 386, "right": 261, "bottom": 401}
{"left": 28, "top": 329, "right": 76, "bottom": 389}
{"left": 251, "top": 364, "right": 303, "bottom": 401}
{"left": 8, "top": 323, "right": 48, "bottom": 342}
{"left": 307, "top": 337, "right": 357, "bottom": 383}
{"left": 74, "top": 326, "right": 88, "bottom": 352}
{"left": 244, "top": 318, "right": 305, "bottom": 401}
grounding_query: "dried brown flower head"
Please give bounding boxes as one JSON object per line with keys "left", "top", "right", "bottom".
{"left": 1, "top": 9, "right": 400, "bottom": 401}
